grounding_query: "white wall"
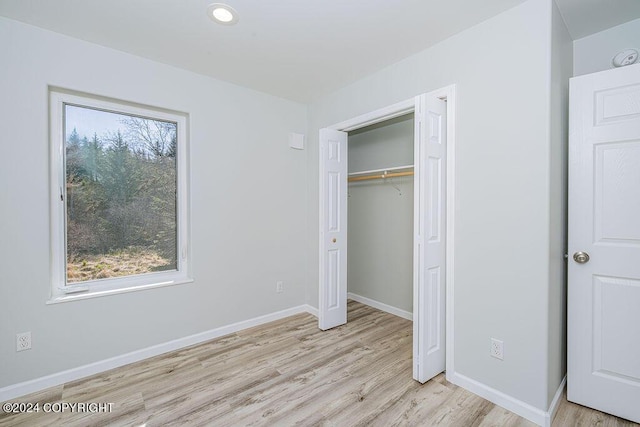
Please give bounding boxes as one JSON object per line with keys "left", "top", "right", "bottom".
{"left": 573, "top": 18, "right": 640, "bottom": 76}
{"left": 307, "top": 0, "right": 561, "bottom": 412}
{"left": 347, "top": 115, "right": 414, "bottom": 313}
{"left": 348, "top": 115, "right": 414, "bottom": 173}
{"left": 0, "top": 17, "right": 308, "bottom": 389}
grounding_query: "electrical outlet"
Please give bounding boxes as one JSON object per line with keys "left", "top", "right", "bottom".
{"left": 16, "top": 332, "right": 31, "bottom": 352}
{"left": 490, "top": 338, "right": 503, "bottom": 360}
{"left": 276, "top": 281, "right": 284, "bottom": 293}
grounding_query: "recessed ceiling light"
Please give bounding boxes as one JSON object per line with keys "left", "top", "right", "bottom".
{"left": 207, "top": 3, "right": 238, "bottom": 25}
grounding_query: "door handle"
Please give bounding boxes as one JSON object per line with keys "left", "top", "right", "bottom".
{"left": 573, "top": 252, "right": 590, "bottom": 264}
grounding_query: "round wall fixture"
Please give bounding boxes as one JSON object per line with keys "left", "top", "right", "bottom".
{"left": 612, "top": 49, "right": 638, "bottom": 68}
{"left": 207, "top": 3, "right": 239, "bottom": 25}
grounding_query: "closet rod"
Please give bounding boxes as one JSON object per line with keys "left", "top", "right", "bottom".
{"left": 348, "top": 164, "right": 414, "bottom": 177}
{"left": 348, "top": 171, "right": 414, "bottom": 182}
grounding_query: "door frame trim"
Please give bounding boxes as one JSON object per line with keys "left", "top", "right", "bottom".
{"left": 322, "top": 84, "right": 457, "bottom": 381}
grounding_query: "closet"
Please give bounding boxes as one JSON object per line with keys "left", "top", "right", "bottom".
{"left": 347, "top": 113, "right": 414, "bottom": 318}
{"left": 319, "top": 90, "right": 449, "bottom": 383}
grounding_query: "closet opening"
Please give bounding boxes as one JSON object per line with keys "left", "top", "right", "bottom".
{"left": 319, "top": 87, "right": 455, "bottom": 384}
{"left": 346, "top": 114, "right": 415, "bottom": 322}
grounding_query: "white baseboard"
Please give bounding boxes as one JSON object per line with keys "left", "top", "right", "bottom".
{"left": 450, "top": 371, "right": 554, "bottom": 426}
{"left": 304, "top": 304, "right": 318, "bottom": 317}
{"left": 545, "top": 376, "right": 566, "bottom": 427}
{"left": 0, "top": 304, "right": 318, "bottom": 403}
{"left": 347, "top": 292, "right": 412, "bottom": 321}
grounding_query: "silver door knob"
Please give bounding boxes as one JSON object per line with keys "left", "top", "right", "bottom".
{"left": 573, "top": 252, "right": 590, "bottom": 264}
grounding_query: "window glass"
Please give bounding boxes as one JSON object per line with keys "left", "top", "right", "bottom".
{"left": 64, "top": 105, "right": 177, "bottom": 284}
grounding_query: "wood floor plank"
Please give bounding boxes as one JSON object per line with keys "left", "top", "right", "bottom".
{"left": 251, "top": 346, "right": 413, "bottom": 426}
{"left": 478, "top": 405, "right": 538, "bottom": 427}
{"left": 553, "top": 391, "right": 638, "bottom": 427}
{"left": 0, "top": 385, "right": 64, "bottom": 427}
{"left": 1, "top": 301, "right": 637, "bottom": 427}
{"left": 144, "top": 362, "right": 282, "bottom": 425}
{"left": 190, "top": 343, "right": 373, "bottom": 426}
{"left": 359, "top": 378, "right": 454, "bottom": 427}
{"left": 61, "top": 391, "right": 147, "bottom": 427}
{"left": 293, "top": 358, "right": 415, "bottom": 426}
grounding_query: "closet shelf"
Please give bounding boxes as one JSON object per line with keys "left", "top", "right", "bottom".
{"left": 348, "top": 164, "right": 414, "bottom": 182}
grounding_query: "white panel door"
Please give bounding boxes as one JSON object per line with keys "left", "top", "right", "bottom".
{"left": 319, "top": 128, "right": 348, "bottom": 330}
{"left": 413, "top": 93, "right": 447, "bottom": 383}
{"left": 568, "top": 64, "right": 640, "bottom": 423}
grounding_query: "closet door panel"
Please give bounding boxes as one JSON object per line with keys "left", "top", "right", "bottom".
{"left": 319, "top": 128, "right": 348, "bottom": 330}
{"left": 413, "top": 94, "right": 447, "bottom": 383}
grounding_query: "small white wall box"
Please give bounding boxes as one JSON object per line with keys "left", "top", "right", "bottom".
{"left": 289, "top": 132, "right": 305, "bottom": 150}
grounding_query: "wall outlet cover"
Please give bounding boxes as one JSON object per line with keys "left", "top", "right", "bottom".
{"left": 490, "top": 338, "right": 503, "bottom": 360}
{"left": 17, "top": 332, "right": 32, "bottom": 352}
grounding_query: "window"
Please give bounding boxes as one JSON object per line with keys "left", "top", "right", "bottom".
{"left": 49, "top": 89, "right": 190, "bottom": 301}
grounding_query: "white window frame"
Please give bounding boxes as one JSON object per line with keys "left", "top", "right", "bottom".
{"left": 48, "top": 88, "right": 191, "bottom": 303}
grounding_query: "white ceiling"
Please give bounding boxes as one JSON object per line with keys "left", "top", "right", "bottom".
{"left": 555, "top": 0, "right": 640, "bottom": 39}
{"left": 1, "top": 0, "right": 638, "bottom": 102}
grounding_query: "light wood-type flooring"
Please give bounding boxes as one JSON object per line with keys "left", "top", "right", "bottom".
{"left": 1, "top": 301, "right": 637, "bottom": 426}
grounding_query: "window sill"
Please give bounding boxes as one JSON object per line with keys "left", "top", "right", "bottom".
{"left": 46, "top": 278, "right": 194, "bottom": 305}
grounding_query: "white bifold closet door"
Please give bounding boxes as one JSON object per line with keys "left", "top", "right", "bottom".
{"left": 413, "top": 93, "right": 447, "bottom": 383}
{"left": 318, "top": 128, "right": 348, "bottom": 331}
